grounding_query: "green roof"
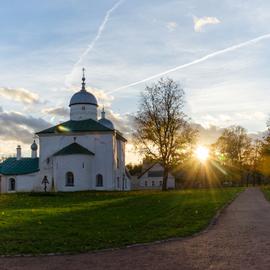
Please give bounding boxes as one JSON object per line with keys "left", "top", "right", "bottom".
{"left": 36, "top": 119, "right": 113, "bottom": 135}
{"left": 53, "top": 143, "right": 95, "bottom": 156}
{"left": 0, "top": 158, "right": 39, "bottom": 175}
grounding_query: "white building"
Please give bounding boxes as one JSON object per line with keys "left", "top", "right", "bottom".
{"left": 137, "top": 163, "right": 175, "bottom": 190}
{"left": 0, "top": 70, "right": 130, "bottom": 193}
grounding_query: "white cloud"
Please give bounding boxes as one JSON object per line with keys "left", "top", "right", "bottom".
{"left": 193, "top": 16, "right": 220, "bottom": 32}
{"left": 66, "top": 0, "right": 124, "bottom": 87}
{"left": 0, "top": 87, "right": 40, "bottom": 105}
{"left": 43, "top": 107, "right": 69, "bottom": 117}
{"left": 166, "top": 21, "right": 178, "bottom": 32}
{"left": 88, "top": 87, "right": 114, "bottom": 107}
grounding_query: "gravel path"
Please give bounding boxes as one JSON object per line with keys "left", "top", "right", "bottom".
{"left": 1, "top": 188, "right": 270, "bottom": 270}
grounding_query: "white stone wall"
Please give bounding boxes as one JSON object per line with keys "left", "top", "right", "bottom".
{"left": 70, "top": 104, "right": 97, "bottom": 121}
{"left": 38, "top": 132, "right": 130, "bottom": 191}
{"left": 1, "top": 172, "right": 42, "bottom": 193}
{"left": 138, "top": 163, "right": 175, "bottom": 189}
{"left": 53, "top": 155, "right": 93, "bottom": 191}
{"left": 113, "top": 137, "right": 129, "bottom": 190}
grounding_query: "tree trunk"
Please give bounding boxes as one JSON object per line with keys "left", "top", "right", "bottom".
{"left": 162, "top": 167, "right": 169, "bottom": 191}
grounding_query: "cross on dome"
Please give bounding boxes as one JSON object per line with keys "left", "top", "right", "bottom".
{"left": 81, "top": 68, "right": 86, "bottom": 91}
{"left": 101, "top": 106, "right": 106, "bottom": 119}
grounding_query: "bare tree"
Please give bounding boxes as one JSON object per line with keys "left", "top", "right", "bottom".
{"left": 263, "top": 118, "right": 270, "bottom": 150}
{"left": 260, "top": 118, "right": 270, "bottom": 176}
{"left": 213, "top": 125, "right": 251, "bottom": 167}
{"left": 247, "top": 139, "right": 263, "bottom": 171}
{"left": 133, "top": 78, "right": 197, "bottom": 190}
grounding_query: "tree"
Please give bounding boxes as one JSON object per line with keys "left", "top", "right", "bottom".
{"left": 133, "top": 78, "right": 197, "bottom": 190}
{"left": 213, "top": 125, "right": 251, "bottom": 167}
{"left": 260, "top": 118, "right": 270, "bottom": 176}
{"left": 246, "top": 139, "right": 263, "bottom": 171}
{"left": 263, "top": 118, "right": 270, "bottom": 152}
{"left": 126, "top": 163, "right": 143, "bottom": 176}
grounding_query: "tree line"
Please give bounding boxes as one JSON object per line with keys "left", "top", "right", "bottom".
{"left": 129, "top": 78, "right": 270, "bottom": 190}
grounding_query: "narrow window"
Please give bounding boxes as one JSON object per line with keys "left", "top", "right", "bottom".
{"left": 159, "top": 181, "right": 162, "bottom": 186}
{"left": 117, "top": 177, "right": 120, "bottom": 188}
{"left": 96, "top": 174, "right": 103, "bottom": 187}
{"left": 145, "top": 181, "right": 148, "bottom": 187}
{"left": 66, "top": 172, "right": 74, "bottom": 186}
{"left": 152, "top": 181, "right": 155, "bottom": 187}
{"left": 82, "top": 106, "right": 85, "bottom": 111}
{"left": 82, "top": 162, "right": 84, "bottom": 168}
{"left": 9, "top": 178, "right": 16, "bottom": 191}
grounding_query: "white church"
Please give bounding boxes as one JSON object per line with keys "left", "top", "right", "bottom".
{"left": 0, "top": 70, "right": 130, "bottom": 192}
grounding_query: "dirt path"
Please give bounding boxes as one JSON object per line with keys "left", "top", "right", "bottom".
{"left": 1, "top": 188, "right": 270, "bottom": 270}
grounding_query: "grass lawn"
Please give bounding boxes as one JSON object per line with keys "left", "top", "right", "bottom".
{"left": 0, "top": 188, "right": 242, "bottom": 255}
{"left": 260, "top": 186, "right": 270, "bottom": 200}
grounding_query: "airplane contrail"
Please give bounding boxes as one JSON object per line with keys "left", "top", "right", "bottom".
{"left": 66, "top": 0, "right": 124, "bottom": 86}
{"left": 108, "top": 33, "right": 270, "bottom": 94}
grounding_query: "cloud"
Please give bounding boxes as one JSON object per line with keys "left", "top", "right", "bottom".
{"left": 0, "top": 87, "right": 40, "bottom": 105}
{"left": 43, "top": 107, "right": 69, "bottom": 117}
{"left": 109, "top": 33, "right": 270, "bottom": 94}
{"left": 193, "top": 16, "right": 220, "bottom": 32}
{"left": 193, "top": 123, "right": 224, "bottom": 145}
{"left": 66, "top": 0, "right": 125, "bottom": 86}
{"left": 166, "top": 21, "right": 178, "bottom": 32}
{"left": 0, "top": 107, "right": 50, "bottom": 144}
{"left": 89, "top": 87, "right": 114, "bottom": 106}
{"left": 100, "top": 108, "right": 133, "bottom": 135}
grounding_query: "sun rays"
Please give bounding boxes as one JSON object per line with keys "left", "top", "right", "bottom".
{"left": 195, "top": 145, "right": 209, "bottom": 162}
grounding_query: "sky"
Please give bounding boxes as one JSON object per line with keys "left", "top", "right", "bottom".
{"left": 0, "top": 0, "right": 270, "bottom": 163}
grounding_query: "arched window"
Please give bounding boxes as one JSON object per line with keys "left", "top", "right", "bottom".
{"left": 9, "top": 178, "right": 16, "bottom": 191}
{"left": 96, "top": 174, "right": 103, "bottom": 187}
{"left": 66, "top": 172, "right": 74, "bottom": 186}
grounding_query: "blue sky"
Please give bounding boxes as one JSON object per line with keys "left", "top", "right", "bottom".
{"left": 0, "top": 0, "right": 270, "bottom": 161}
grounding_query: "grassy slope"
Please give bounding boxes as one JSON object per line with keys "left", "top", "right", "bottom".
{"left": 0, "top": 188, "right": 242, "bottom": 255}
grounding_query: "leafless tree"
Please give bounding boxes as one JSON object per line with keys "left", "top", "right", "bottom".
{"left": 133, "top": 78, "right": 197, "bottom": 190}
{"left": 260, "top": 118, "right": 270, "bottom": 176}
{"left": 213, "top": 125, "right": 251, "bottom": 167}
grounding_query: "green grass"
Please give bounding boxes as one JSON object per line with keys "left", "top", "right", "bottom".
{"left": 260, "top": 186, "right": 270, "bottom": 200}
{"left": 0, "top": 188, "right": 242, "bottom": 255}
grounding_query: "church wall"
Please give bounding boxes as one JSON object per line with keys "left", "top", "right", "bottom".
{"left": 138, "top": 163, "right": 175, "bottom": 190}
{"left": 113, "top": 138, "right": 129, "bottom": 190}
{"left": 53, "top": 155, "right": 93, "bottom": 191}
{"left": 39, "top": 133, "right": 117, "bottom": 190}
{"left": 1, "top": 172, "right": 42, "bottom": 193}
{"left": 70, "top": 104, "right": 97, "bottom": 121}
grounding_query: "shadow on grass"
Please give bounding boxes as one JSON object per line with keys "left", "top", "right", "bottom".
{"left": 0, "top": 188, "right": 242, "bottom": 255}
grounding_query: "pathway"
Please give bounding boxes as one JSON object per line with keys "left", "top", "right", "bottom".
{"left": 1, "top": 188, "right": 270, "bottom": 270}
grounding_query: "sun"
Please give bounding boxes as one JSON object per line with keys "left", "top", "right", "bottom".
{"left": 195, "top": 146, "right": 209, "bottom": 162}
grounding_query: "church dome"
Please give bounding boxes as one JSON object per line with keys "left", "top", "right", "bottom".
{"left": 31, "top": 140, "right": 38, "bottom": 151}
{"left": 69, "top": 68, "right": 98, "bottom": 107}
{"left": 69, "top": 90, "right": 97, "bottom": 107}
{"left": 98, "top": 108, "right": 114, "bottom": 129}
{"left": 99, "top": 118, "right": 114, "bottom": 129}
